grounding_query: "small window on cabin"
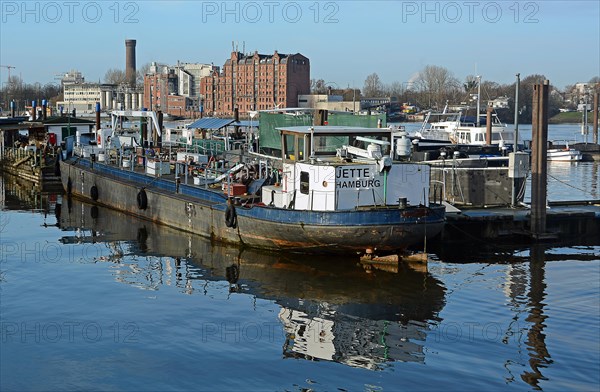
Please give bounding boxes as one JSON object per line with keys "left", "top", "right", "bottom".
{"left": 300, "top": 171, "right": 309, "bottom": 194}
{"left": 298, "top": 137, "right": 305, "bottom": 160}
{"left": 284, "top": 134, "right": 296, "bottom": 160}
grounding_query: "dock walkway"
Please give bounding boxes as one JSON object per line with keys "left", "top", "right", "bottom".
{"left": 443, "top": 200, "right": 600, "bottom": 242}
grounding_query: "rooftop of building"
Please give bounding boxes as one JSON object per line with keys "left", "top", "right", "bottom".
{"left": 224, "top": 51, "right": 307, "bottom": 66}
{"left": 43, "top": 116, "right": 96, "bottom": 125}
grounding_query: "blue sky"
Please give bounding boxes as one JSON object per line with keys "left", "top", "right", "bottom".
{"left": 1, "top": 0, "right": 598, "bottom": 90}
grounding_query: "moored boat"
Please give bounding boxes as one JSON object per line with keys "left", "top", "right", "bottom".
{"left": 59, "top": 115, "right": 445, "bottom": 255}
{"left": 414, "top": 77, "right": 516, "bottom": 149}
{"left": 547, "top": 143, "right": 583, "bottom": 162}
{"left": 415, "top": 106, "right": 515, "bottom": 148}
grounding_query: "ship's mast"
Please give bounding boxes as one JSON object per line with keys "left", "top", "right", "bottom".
{"left": 514, "top": 73, "right": 520, "bottom": 150}
{"left": 476, "top": 75, "right": 481, "bottom": 127}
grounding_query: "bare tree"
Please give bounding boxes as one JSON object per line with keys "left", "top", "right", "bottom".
{"left": 415, "top": 65, "right": 460, "bottom": 109}
{"left": 589, "top": 76, "right": 600, "bottom": 93}
{"left": 363, "top": 73, "right": 383, "bottom": 97}
{"left": 136, "top": 63, "right": 151, "bottom": 85}
{"left": 516, "top": 74, "right": 554, "bottom": 123}
{"left": 310, "top": 78, "right": 328, "bottom": 94}
{"left": 104, "top": 68, "right": 127, "bottom": 85}
{"left": 464, "top": 75, "right": 478, "bottom": 92}
{"left": 385, "top": 81, "right": 404, "bottom": 98}
{"left": 0, "top": 76, "right": 61, "bottom": 114}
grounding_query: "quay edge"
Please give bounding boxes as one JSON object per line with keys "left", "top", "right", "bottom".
{"left": 441, "top": 203, "right": 600, "bottom": 245}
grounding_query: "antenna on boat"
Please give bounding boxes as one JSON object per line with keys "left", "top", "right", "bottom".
{"left": 309, "top": 126, "right": 315, "bottom": 162}
{"left": 476, "top": 76, "right": 481, "bottom": 127}
{"left": 514, "top": 73, "right": 520, "bottom": 151}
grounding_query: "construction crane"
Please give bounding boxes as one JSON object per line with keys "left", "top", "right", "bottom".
{"left": 0, "top": 65, "right": 16, "bottom": 112}
{"left": 0, "top": 65, "right": 16, "bottom": 85}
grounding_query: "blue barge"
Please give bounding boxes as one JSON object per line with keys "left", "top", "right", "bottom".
{"left": 60, "top": 123, "right": 445, "bottom": 254}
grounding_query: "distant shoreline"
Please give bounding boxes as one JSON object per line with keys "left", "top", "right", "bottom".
{"left": 549, "top": 111, "right": 592, "bottom": 124}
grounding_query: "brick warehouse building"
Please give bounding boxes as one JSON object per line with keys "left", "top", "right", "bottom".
{"left": 143, "top": 62, "right": 215, "bottom": 117}
{"left": 200, "top": 51, "right": 310, "bottom": 117}
{"left": 143, "top": 71, "right": 181, "bottom": 115}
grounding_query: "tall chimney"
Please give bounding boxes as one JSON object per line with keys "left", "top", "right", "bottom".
{"left": 125, "top": 39, "right": 137, "bottom": 87}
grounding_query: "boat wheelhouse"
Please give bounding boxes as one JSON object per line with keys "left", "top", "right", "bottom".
{"left": 273, "top": 126, "right": 431, "bottom": 211}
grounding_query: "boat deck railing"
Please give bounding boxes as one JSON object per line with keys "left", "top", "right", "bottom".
{"left": 76, "top": 158, "right": 228, "bottom": 204}
{"left": 70, "top": 142, "right": 282, "bottom": 195}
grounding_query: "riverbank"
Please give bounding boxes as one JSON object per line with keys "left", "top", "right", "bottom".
{"left": 549, "top": 111, "right": 594, "bottom": 124}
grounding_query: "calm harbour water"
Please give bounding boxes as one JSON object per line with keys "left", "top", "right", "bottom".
{"left": 1, "top": 132, "right": 599, "bottom": 391}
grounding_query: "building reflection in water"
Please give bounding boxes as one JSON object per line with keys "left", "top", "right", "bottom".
{"left": 53, "top": 194, "right": 447, "bottom": 370}
{"left": 2, "top": 174, "right": 578, "bottom": 378}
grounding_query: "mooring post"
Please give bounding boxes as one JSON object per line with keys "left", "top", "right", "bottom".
{"left": 486, "top": 106, "right": 493, "bottom": 145}
{"left": 593, "top": 92, "right": 599, "bottom": 145}
{"left": 530, "top": 80, "right": 549, "bottom": 238}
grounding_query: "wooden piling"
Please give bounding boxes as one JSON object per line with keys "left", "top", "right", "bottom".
{"left": 593, "top": 92, "right": 599, "bottom": 145}
{"left": 486, "top": 106, "right": 493, "bottom": 145}
{"left": 530, "top": 81, "right": 549, "bottom": 238}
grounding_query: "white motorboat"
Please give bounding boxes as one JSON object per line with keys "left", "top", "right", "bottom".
{"left": 414, "top": 77, "right": 515, "bottom": 148}
{"left": 547, "top": 142, "right": 582, "bottom": 161}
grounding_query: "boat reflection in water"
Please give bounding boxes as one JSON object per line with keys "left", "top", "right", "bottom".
{"left": 57, "top": 197, "right": 447, "bottom": 370}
